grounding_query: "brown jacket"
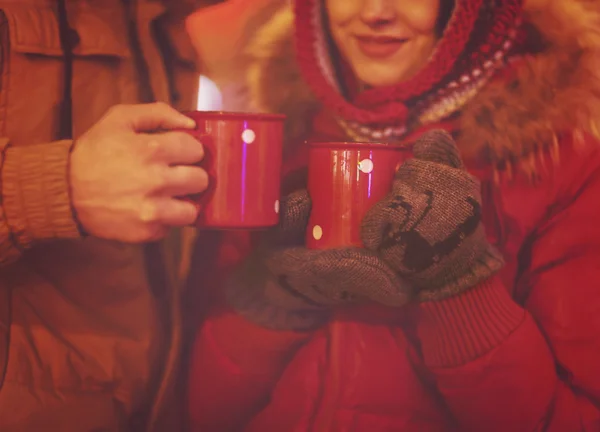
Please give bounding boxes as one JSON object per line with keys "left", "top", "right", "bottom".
{"left": 0, "top": 0, "right": 209, "bottom": 430}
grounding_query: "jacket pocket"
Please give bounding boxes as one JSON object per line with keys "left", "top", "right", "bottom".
{"left": 2, "top": 3, "right": 130, "bottom": 57}
{"left": 0, "top": 2, "right": 134, "bottom": 144}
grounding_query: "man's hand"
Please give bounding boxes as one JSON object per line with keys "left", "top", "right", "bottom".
{"left": 70, "top": 102, "right": 208, "bottom": 242}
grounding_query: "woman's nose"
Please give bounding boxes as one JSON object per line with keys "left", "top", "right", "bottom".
{"left": 359, "top": 0, "right": 396, "bottom": 26}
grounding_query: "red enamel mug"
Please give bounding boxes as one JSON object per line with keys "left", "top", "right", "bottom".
{"left": 306, "top": 141, "right": 409, "bottom": 249}
{"left": 181, "top": 111, "right": 285, "bottom": 229}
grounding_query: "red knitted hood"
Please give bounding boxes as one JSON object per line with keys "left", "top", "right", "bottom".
{"left": 224, "top": 0, "right": 600, "bottom": 169}
{"left": 293, "top": 0, "right": 525, "bottom": 141}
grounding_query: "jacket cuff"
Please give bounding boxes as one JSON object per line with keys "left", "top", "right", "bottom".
{"left": 2, "top": 140, "right": 82, "bottom": 250}
{"left": 417, "top": 277, "right": 526, "bottom": 368}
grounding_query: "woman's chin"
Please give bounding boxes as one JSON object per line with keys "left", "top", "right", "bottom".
{"left": 355, "top": 67, "right": 414, "bottom": 89}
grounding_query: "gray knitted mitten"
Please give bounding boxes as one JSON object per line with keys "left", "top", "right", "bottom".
{"left": 227, "top": 190, "right": 412, "bottom": 331}
{"left": 361, "top": 130, "right": 504, "bottom": 301}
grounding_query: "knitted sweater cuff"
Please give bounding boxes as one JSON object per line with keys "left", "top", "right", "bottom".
{"left": 2, "top": 140, "right": 82, "bottom": 252}
{"left": 417, "top": 276, "right": 526, "bottom": 368}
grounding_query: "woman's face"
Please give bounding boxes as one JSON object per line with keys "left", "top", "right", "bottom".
{"left": 325, "top": 0, "right": 442, "bottom": 87}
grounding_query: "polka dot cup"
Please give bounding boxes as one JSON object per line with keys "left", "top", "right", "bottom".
{"left": 306, "top": 141, "right": 408, "bottom": 249}
{"left": 180, "top": 111, "right": 285, "bottom": 229}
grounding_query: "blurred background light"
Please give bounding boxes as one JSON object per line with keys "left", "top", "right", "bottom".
{"left": 197, "top": 75, "right": 223, "bottom": 111}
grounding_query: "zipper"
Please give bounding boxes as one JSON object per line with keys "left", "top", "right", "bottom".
{"left": 0, "top": 9, "right": 10, "bottom": 394}
{"left": 0, "top": 10, "right": 5, "bottom": 98}
{"left": 56, "top": 0, "right": 74, "bottom": 140}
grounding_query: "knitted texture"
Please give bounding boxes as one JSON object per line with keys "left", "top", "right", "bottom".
{"left": 293, "top": 0, "right": 525, "bottom": 137}
{"left": 227, "top": 190, "right": 412, "bottom": 331}
{"left": 361, "top": 130, "right": 504, "bottom": 300}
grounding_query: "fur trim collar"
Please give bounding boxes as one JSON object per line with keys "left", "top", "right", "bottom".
{"left": 242, "top": 0, "right": 600, "bottom": 168}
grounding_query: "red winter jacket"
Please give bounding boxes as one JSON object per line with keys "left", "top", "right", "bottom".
{"left": 186, "top": 120, "right": 600, "bottom": 431}
{"left": 183, "top": 2, "right": 600, "bottom": 430}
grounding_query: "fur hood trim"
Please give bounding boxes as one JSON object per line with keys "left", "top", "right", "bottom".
{"left": 244, "top": 0, "right": 600, "bottom": 168}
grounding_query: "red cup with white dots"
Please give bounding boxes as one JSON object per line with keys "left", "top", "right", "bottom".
{"left": 181, "top": 111, "right": 285, "bottom": 229}
{"left": 306, "top": 142, "right": 408, "bottom": 249}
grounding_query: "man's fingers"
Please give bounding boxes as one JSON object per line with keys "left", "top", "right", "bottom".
{"left": 108, "top": 102, "right": 196, "bottom": 132}
{"left": 144, "top": 131, "right": 205, "bottom": 165}
{"left": 140, "top": 198, "right": 200, "bottom": 227}
{"left": 159, "top": 165, "right": 210, "bottom": 196}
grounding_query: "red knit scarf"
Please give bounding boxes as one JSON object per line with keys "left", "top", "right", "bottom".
{"left": 293, "top": 0, "right": 526, "bottom": 141}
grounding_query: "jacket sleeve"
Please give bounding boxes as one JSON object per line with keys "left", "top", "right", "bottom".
{"left": 0, "top": 139, "right": 81, "bottom": 266}
{"left": 414, "top": 145, "right": 600, "bottom": 431}
{"left": 187, "top": 309, "right": 312, "bottom": 431}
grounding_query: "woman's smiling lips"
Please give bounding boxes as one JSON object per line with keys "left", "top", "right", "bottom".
{"left": 354, "top": 34, "right": 408, "bottom": 59}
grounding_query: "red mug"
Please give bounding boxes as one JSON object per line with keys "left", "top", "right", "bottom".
{"left": 306, "top": 141, "right": 409, "bottom": 249}
{"left": 181, "top": 111, "right": 285, "bottom": 229}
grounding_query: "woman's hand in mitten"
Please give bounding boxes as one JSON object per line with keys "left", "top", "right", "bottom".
{"left": 227, "top": 190, "right": 412, "bottom": 331}
{"left": 361, "top": 130, "right": 504, "bottom": 302}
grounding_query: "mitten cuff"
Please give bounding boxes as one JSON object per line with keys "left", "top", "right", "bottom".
{"left": 417, "top": 276, "right": 525, "bottom": 367}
